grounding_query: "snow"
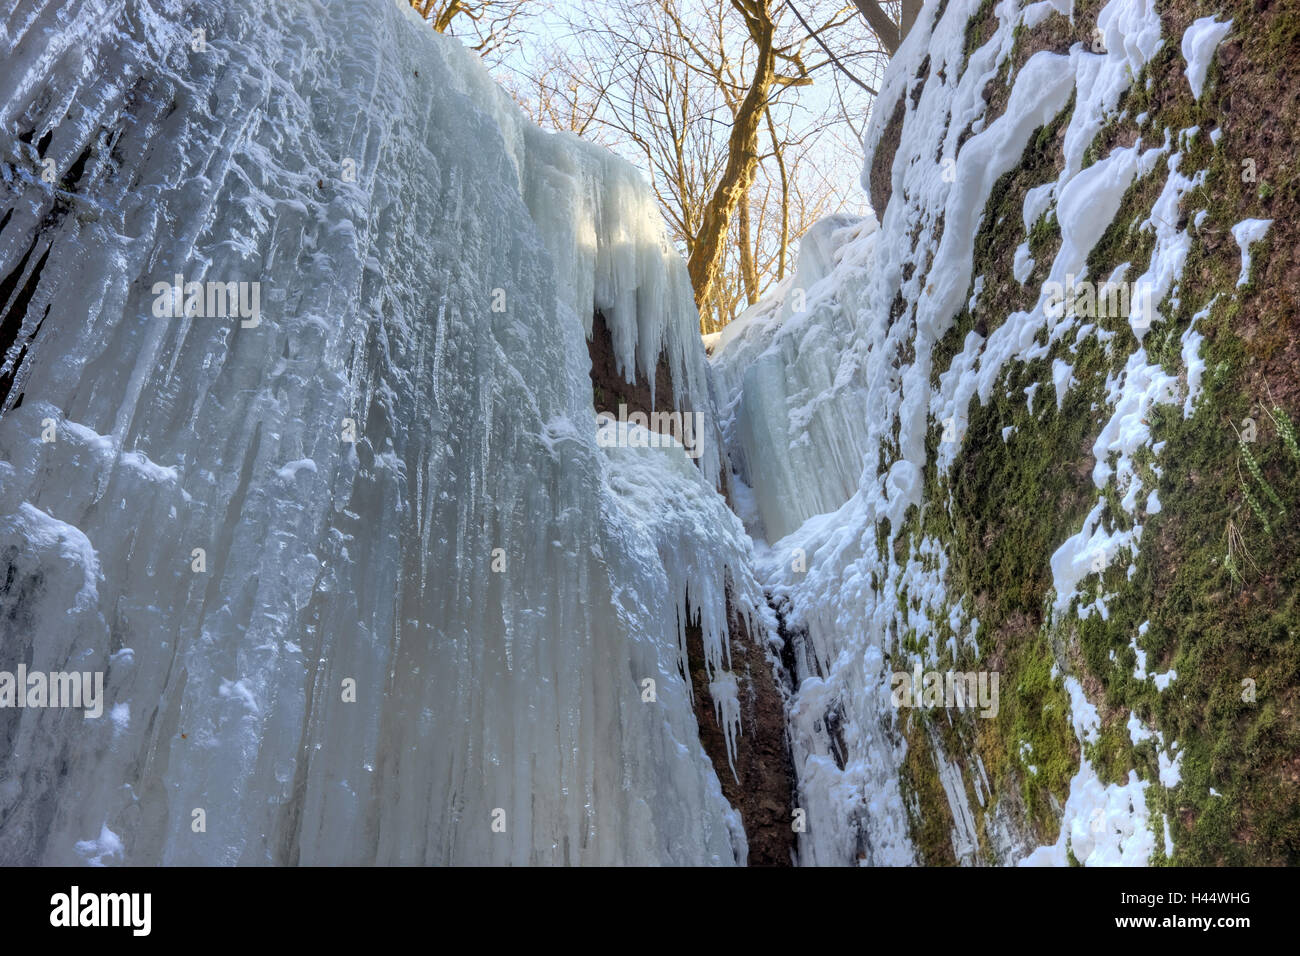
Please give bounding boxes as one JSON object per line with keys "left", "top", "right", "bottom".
{"left": 1181, "top": 17, "right": 1233, "bottom": 101}
{"left": 1, "top": 502, "right": 102, "bottom": 613}
{"left": 1182, "top": 299, "right": 1214, "bottom": 417}
{"left": 1127, "top": 711, "right": 1154, "bottom": 745}
{"left": 1125, "top": 149, "right": 1203, "bottom": 340}
{"left": 275, "top": 458, "right": 318, "bottom": 481}
{"left": 1051, "top": 359, "right": 1074, "bottom": 411}
{"left": 1065, "top": 678, "right": 1100, "bottom": 746}
{"left": 1129, "top": 627, "right": 1152, "bottom": 678}
{"left": 1158, "top": 744, "right": 1183, "bottom": 787}
{"left": 0, "top": 0, "right": 765, "bottom": 865}
{"left": 1045, "top": 144, "right": 1205, "bottom": 619}
{"left": 1231, "top": 218, "right": 1272, "bottom": 287}
{"left": 109, "top": 703, "right": 130, "bottom": 733}
{"left": 1025, "top": 382, "right": 1041, "bottom": 415}
{"left": 1013, "top": 243, "right": 1035, "bottom": 284}
{"left": 1090, "top": 350, "right": 1179, "bottom": 498}
{"left": 1022, "top": 183, "right": 1056, "bottom": 232}
{"left": 1020, "top": 765, "right": 1153, "bottom": 866}
{"left": 1021, "top": 670, "right": 1167, "bottom": 866}
{"left": 74, "top": 824, "right": 125, "bottom": 867}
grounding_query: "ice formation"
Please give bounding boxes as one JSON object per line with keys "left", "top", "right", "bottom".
{"left": 0, "top": 0, "right": 1258, "bottom": 869}
{"left": 0, "top": 0, "right": 766, "bottom": 864}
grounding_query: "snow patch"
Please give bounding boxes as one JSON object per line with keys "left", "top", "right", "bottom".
{"left": 1180, "top": 17, "right": 1233, "bottom": 100}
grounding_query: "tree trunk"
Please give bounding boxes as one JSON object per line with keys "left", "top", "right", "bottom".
{"left": 686, "top": 0, "right": 774, "bottom": 319}
{"left": 851, "top": 0, "right": 900, "bottom": 54}
{"left": 738, "top": 168, "right": 759, "bottom": 307}
{"left": 901, "top": 0, "right": 922, "bottom": 40}
{"left": 432, "top": 1, "right": 463, "bottom": 33}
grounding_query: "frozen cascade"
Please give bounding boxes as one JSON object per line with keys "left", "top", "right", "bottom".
{"left": 0, "top": 0, "right": 768, "bottom": 864}
{"left": 710, "top": 213, "right": 881, "bottom": 542}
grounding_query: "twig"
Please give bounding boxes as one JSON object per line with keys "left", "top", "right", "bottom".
{"left": 783, "top": 0, "right": 878, "bottom": 96}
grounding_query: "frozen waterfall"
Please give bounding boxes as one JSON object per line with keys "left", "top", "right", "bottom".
{"left": 0, "top": 0, "right": 768, "bottom": 865}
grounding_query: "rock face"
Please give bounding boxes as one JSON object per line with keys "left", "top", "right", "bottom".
{"left": 686, "top": 598, "right": 796, "bottom": 867}
{"left": 589, "top": 310, "right": 677, "bottom": 424}
{"left": 710, "top": 0, "right": 1300, "bottom": 866}
{"left": 589, "top": 308, "right": 797, "bottom": 866}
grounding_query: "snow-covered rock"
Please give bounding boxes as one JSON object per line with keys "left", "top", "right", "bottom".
{"left": 712, "top": 0, "right": 1217, "bottom": 867}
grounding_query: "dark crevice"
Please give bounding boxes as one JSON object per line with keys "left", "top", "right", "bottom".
{"left": 822, "top": 703, "right": 849, "bottom": 772}
{"left": 62, "top": 143, "right": 94, "bottom": 190}
{"left": 0, "top": 239, "right": 51, "bottom": 410}
{"left": 587, "top": 308, "right": 675, "bottom": 421}
{"left": 588, "top": 308, "right": 796, "bottom": 862}
{"left": 0, "top": 233, "right": 40, "bottom": 316}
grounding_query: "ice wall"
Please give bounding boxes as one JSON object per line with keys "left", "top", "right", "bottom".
{"left": 0, "top": 0, "right": 763, "bottom": 865}
{"left": 710, "top": 214, "right": 880, "bottom": 542}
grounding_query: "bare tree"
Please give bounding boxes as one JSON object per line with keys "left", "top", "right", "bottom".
{"left": 847, "top": 0, "right": 921, "bottom": 55}
{"left": 491, "top": 0, "right": 886, "bottom": 331}
{"left": 500, "top": 47, "right": 612, "bottom": 139}
{"left": 410, "top": 1, "right": 906, "bottom": 332}
{"left": 503, "top": 0, "right": 883, "bottom": 331}
{"left": 409, "top": 0, "right": 536, "bottom": 64}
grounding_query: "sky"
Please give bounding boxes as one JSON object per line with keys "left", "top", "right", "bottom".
{"left": 436, "top": 0, "right": 891, "bottom": 314}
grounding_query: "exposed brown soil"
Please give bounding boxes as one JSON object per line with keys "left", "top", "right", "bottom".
{"left": 588, "top": 309, "right": 676, "bottom": 421}
{"left": 685, "top": 596, "right": 796, "bottom": 866}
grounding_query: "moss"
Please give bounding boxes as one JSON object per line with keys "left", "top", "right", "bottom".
{"left": 889, "top": 0, "right": 1300, "bottom": 866}
{"left": 899, "top": 715, "right": 960, "bottom": 865}
{"left": 963, "top": 0, "right": 998, "bottom": 60}
{"left": 1092, "top": 712, "right": 1136, "bottom": 783}
{"left": 1004, "top": 625, "right": 1078, "bottom": 833}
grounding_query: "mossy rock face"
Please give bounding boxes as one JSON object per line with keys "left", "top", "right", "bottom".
{"left": 899, "top": 715, "right": 960, "bottom": 865}
{"left": 888, "top": 0, "right": 1300, "bottom": 864}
